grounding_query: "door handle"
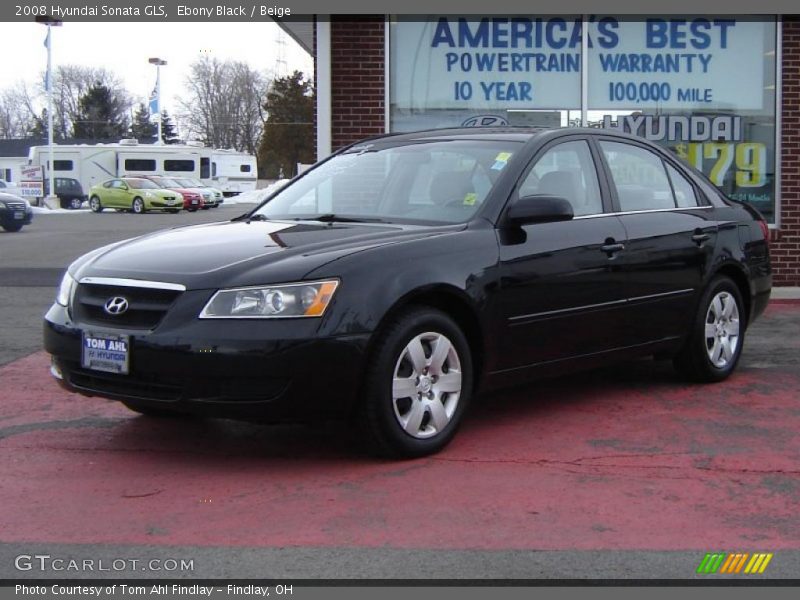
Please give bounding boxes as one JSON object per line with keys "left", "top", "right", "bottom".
{"left": 692, "top": 233, "right": 711, "bottom": 245}
{"left": 601, "top": 242, "right": 625, "bottom": 255}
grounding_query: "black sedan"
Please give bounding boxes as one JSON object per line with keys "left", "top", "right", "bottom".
{"left": 0, "top": 192, "right": 33, "bottom": 232}
{"left": 44, "top": 127, "right": 772, "bottom": 457}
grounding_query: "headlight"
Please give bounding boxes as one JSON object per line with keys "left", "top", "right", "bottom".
{"left": 56, "top": 272, "right": 76, "bottom": 307}
{"left": 199, "top": 280, "right": 339, "bottom": 319}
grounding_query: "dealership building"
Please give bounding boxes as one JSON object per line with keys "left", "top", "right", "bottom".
{"left": 281, "top": 15, "right": 800, "bottom": 286}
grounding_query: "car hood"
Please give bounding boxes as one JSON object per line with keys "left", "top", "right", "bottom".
{"left": 73, "top": 219, "right": 458, "bottom": 290}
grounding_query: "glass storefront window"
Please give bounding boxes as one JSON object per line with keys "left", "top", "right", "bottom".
{"left": 588, "top": 17, "right": 778, "bottom": 223}
{"left": 389, "top": 15, "right": 779, "bottom": 223}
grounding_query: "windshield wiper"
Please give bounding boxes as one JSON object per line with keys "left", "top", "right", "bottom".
{"left": 295, "top": 214, "right": 385, "bottom": 224}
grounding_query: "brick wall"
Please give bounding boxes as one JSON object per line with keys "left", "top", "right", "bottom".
{"left": 330, "top": 16, "right": 386, "bottom": 150}
{"left": 776, "top": 17, "right": 800, "bottom": 285}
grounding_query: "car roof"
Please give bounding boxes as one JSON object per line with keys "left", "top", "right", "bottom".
{"left": 360, "top": 126, "right": 654, "bottom": 145}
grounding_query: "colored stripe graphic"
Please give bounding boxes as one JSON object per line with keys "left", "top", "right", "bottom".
{"left": 698, "top": 553, "right": 773, "bottom": 574}
{"left": 734, "top": 553, "right": 749, "bottom": 573}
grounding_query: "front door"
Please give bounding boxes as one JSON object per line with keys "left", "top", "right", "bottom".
{"left": 495, "top": 138, "right": 630, "bottom": 372}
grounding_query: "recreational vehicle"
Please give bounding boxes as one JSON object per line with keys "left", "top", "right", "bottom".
{"left": 210, "top": 150, "right": 258, "bottom": 196}
{"left": 27, "top": 141, "right": 258, "bottom": 200}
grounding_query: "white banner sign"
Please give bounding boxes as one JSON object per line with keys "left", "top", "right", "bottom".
{"left": 21, "top": 165, "right": 43, "bottom": 181}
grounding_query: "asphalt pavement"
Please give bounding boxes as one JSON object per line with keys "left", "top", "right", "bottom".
{"left": 1, "top": 208, "right": 799, "bottom": 580}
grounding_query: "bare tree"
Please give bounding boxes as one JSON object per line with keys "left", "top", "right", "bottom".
{"left": 0, "top": 66, "right": 133, "bottom": 141}
{"left": 177, "top": 56, "right": 268, "bottom": 153}
{"left": 0, "top": 82, "right": 41, "bottom": 139}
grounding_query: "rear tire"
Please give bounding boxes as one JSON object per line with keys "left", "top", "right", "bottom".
{"left": 69, "top": 197, "right": 83, "bottom": 210}
{"left": 89, "top": 196, "right": 103, "bottom": 213}
{"left": 358, "top": 306, "right": 473, "bottom": 458}
{"left": 673, "top": 276, "right": 745, "bottom": 382}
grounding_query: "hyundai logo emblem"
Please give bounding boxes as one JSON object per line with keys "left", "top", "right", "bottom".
{"left": 104, "top": 296, "right": 129, "bottom": 315}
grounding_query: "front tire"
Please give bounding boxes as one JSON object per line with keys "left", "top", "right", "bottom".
{"left": 2, "top": 223, "right": 23, "bottom": 232}
{"left": 674, "top": 276, "right": 745, "bottom": 382}
{"left": 358, "top": 306, "right": 473, "bottom": 458}
{"left": 132, "top": 197, "right": 146, "bottom": 214}
{"left": 89, "top": 196, "right": 103, "bottom": 213}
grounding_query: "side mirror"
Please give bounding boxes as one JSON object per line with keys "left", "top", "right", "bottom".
{"left": 505, "top": 195, "right": 574, "bottom": 226}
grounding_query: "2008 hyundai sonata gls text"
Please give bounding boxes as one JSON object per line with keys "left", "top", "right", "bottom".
{"left": 45, "top": 127, "right": 772, "bottom": 457}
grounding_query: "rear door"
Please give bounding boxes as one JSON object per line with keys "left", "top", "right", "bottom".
{"left": 595, "top": 138, "right": 718, "bottom": 344}
{"left": 495, "top": 137, "right": 630, "bottom": 372}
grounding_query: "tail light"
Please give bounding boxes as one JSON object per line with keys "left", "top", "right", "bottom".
{"left": 758, "top": 219, "right": 770, "bottom": 249}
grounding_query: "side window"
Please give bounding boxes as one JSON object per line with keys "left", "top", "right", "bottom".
{"left": 518, "top": 140, "right": 603, "bottom": 217}
{"left": 666, "top": 163, "right": 699, "bottom": 208}
{"left": 599, "top": 141, "right": 675, "bottom": 212}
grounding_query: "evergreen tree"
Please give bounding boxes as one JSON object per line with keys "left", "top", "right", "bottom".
{"left": 29, "top": 109, "right": 49, "bottom": 139}
{"left": 257, "top": 71, "right": 314, "bottom": 178}
{"left": 129, "top": 103, "right": 157, "bottom": 141}
{"left": 72, "top": 83, "right": 128, "bottom": 140}
{"left": 160, "top": 110, "right": 180, "bottom": 144}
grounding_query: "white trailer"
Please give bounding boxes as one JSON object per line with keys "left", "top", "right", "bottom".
{"left": 210, "top": 150, "right": 258, "bottom": 196}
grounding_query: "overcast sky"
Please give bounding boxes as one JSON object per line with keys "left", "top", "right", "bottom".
{"left": 0, "top": 21, "right": 314, "bottom": 119}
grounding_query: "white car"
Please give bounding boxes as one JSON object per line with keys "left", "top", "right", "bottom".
{"left": 0, "top": 179, "right": 22, "bottom": 197}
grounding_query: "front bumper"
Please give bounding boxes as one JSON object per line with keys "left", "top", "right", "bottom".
{"left": 0, "top": 209, "right": 33, "bottom": 227}
{"left": 44, "top": 302, "right": 371, "bottom": 422}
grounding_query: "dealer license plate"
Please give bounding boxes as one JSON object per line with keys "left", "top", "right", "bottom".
{"left": 191, "top": 199, "right": 198, "bottom": 205}
{"left": 14, "top": 211, "right": 24, "bottom": 220}
{"left": 81, "top": 331, "right": 130, "bottom": 375}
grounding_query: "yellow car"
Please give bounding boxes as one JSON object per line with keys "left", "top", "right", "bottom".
{"left": 88, "top": 178, "right": 184, "bottom": 214}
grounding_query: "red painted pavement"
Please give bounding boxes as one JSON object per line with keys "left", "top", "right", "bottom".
{"left": 1, "top": 304, "right": 799, "bottom": 551}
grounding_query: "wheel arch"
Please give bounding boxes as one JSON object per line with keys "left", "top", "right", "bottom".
{"left": 712, "top": 263, "right": 752, "bottom": 325}
{"left": 365, "top": 284, "right": 486, "bottom": 392}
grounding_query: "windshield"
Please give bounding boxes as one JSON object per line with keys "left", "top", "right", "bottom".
{"left": 175, "top": 178, "right": 198, "bottom": 187}
{"left": 251, "top": 139, "right": 521, "bottom": 224}
{"left": 126, "top": 179, "right": 159, "bottom": 190}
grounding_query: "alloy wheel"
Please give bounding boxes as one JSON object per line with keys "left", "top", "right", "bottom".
{"left": 705, "top": 291, "right": 741, "bottom": 368}
{"left": 391, "top": 331, "right": 462, "bottom": 439}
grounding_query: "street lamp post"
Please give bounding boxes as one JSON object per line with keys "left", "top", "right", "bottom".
{"left": 148, "top": 58, "right": 167, "bottom": 145}
{"left": 36, "top": 16, "right": 62, "bottom": 207}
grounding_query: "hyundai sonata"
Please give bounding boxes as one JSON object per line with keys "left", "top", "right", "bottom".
{"left": 45, "top": 127, "right": 772, "bottom": 457}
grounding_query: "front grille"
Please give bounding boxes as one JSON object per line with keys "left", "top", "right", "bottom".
{"left": 202, "top": 193, "right": 211, "bottom": 200}
{"left": 3, "top": 201, "right": 26, "bottom": 210}
{"left": 163, "top": 196, "right": 175, "bottom": 201}
{"left": 73, "top": 283, "right": 182, "bottom": 330}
